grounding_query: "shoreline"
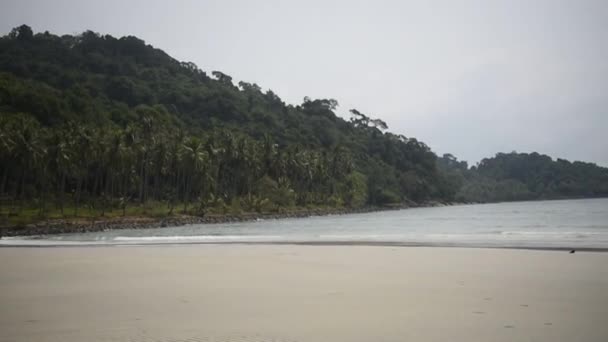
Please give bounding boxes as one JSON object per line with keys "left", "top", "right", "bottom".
{"left": 1, "top": 201, "right": 459, "bottom": 237}
{"left": 2, "top": 239, "right": 607, "bottom": 252}
{"left": 3, "top": 196, "right": 605, "bottom": 238}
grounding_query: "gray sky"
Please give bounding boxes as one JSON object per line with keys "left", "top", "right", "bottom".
{"left": 2, "top": 0, "right": 608, "bottom": 166}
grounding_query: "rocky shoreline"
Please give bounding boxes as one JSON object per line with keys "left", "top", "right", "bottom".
{"left": 0, "top": 201, "right": 457, "bottom": 238}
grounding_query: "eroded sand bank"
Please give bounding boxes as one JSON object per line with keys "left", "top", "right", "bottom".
{"left": 0, "top": 245, "right": 607, "bottom": 342}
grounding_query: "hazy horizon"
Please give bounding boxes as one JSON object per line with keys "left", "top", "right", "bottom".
{"left": 2, "top": 0, "right": 607, "bottom": 166}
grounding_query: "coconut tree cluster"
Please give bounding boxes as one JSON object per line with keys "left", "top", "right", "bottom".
{"left": 2, "top": 26, "right": 606, "bottom": 225}
{"left": 0, "top": 111, "right": 362, "bottom": 218}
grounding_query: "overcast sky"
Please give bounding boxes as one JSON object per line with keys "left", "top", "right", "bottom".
{"left": 2, "top": 0, "right": 607, "bottom": 166}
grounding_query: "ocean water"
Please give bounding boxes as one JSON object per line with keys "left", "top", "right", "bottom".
{"left": 2, "top": 198, "right": 608, "bottom": 249}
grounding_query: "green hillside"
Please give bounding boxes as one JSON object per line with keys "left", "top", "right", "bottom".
{"left": 1, "top": 25, "right": 606, "bottom": 225}
{"left": 451, "top": 152, "right": 608, "bottom": 202}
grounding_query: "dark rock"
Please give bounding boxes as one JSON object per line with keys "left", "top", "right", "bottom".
{"left": 1, "top": 201, "right": 461, "bottom": 237}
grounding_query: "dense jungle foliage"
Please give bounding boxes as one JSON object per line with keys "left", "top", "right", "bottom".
{"left": 1, "top": 25, "right": 606, "bottom": 223}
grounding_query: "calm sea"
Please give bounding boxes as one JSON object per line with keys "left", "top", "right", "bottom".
{"left": 2, "top": 198, "right": 608, "bottom": 249}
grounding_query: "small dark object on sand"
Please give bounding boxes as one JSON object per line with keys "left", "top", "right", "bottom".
{"left": 569, "top": 250, "right": 575, "bottom": 254}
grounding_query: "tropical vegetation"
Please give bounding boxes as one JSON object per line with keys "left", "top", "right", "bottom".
{"left": 1, "top": 25, "right": 607, "bottom": 226}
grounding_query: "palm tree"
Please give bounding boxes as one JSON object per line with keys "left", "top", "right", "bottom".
{"left": 68, "top": 125, "right": 94, "bottom": 217}
{"left": 0, "top": 116, "right": 16, "bottom": 197}
{"left": 180, "top": 136, "right": 208, "bottom": 213}
{"left": 47, "top": 127, "right": 73, "bottom": 215}
{"left": 11, "top": 116, "right": 45, "bottom": 212}
{"left": 165, "top": 129, "right": 185, "bottom": 214}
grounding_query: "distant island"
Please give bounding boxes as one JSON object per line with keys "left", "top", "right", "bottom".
{"left": 1, "top": 25, "right": 607, "bottom": 232}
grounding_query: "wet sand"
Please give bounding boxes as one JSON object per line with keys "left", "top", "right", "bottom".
{"left": 0, "top": 245, "right": 607, "bottom": 342}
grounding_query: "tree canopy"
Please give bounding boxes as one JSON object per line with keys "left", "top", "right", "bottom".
{"left": 0, "top": 25, "right": 606, "bottom": 224}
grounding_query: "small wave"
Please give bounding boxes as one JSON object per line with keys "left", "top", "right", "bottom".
{"left": 112, "top": 235, "right": 284, "bottom": 242}
{"left": 481, "top": 230, "right": 504, "bottom": 235}
{"left": 521, "top": 224, "right": 548, "bottom": 228}
{"left": 0, "top": 238, "right": 102, "bottom": 246}
{"left": 318, "top": 234, "right": 405, "bottom": 240}
{"left": 499, "top": 231, "right": 598, "bottom": 237}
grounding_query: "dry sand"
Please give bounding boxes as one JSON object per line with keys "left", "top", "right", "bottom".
{"left": 0, "top": 245, "right": 607, "bottom": 342}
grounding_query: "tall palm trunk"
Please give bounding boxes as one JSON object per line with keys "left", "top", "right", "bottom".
{"left": 59, "top": 172, "right": 65, "bottom": 215}
{"left": 92, "top": 167, "right": 100, "bottom": 199}
{"left": 139, "top": 152, "right": 148, "bottom": 204}
{"left": 74, "top": 177, "right": 82, "bottom": 217}
{"left": 17, "top": 168, "right": 27, "bottom": 213}
{"left": 121, "top": 171, "right": 128, "bottom": 216}
{"left": 39, "top": 180, "right": 47, "bottom": 217}
{"left": 0, "top": 166, "right": 7, "bottom": 196}
{"left": 183, "top": 174, "right": 189, "bottom": 213}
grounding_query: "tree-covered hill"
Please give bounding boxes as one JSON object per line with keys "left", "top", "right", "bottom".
{"left": 0, "top": 25, "right": 606, "bottom": 226}
{"left": 438, "top": 152, "right": 608, "bottom": 202}
{"left": 0, "top": 25, "right": 446, "bottom": 222}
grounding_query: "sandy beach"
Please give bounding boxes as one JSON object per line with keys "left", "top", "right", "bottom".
{"left": 0, "top": 245, "right": 606, "bottom": 342}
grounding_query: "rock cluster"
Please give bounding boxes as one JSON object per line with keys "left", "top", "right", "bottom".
{"left": 1, "top": 202, "right": 457, "bottom": 238}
